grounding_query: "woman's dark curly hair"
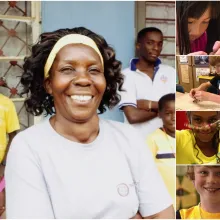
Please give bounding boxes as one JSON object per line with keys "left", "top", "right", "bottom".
{"left": 21, "top": 27, "right": 124, "bottom": 116}
{"left": 177, "top": 1, "right": 220, "bottom": 55}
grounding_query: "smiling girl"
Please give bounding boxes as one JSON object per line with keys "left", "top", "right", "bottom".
{"left": 176, "top": 111, "right": 220, "bottom": 164}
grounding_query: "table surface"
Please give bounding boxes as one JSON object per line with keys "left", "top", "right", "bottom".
{"left": 176, "top": 92, "right": 220, "bottom": 110}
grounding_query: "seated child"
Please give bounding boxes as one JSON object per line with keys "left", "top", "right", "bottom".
{"left": 189, "top": 56, "right": 220, "bottom": 103}
{"left": 147, "top": 93, "right": 175, "bottom": 204}
{"left": 176, "top": 111, "right": 220, "bottom": 164}
{"left": 177, "top": 165, "right": 220, "bottom": 219}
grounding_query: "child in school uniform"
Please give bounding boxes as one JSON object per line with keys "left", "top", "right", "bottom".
{"left": 147, "top": 93, "right": 175, "bottom": 204}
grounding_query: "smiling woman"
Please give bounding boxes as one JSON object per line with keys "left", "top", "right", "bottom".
{"left": 5, "top": 27, "right": 174, "bottom": 219}
{"left": 45, "top": 43, "right": 107, "bottom": 139}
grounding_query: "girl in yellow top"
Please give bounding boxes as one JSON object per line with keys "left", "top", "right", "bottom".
{"left": 0, "top": 94, "right": 20, "bottom": 162}
{"left": 177, "top": 165, "right": 220, "bottom": 219}
{"left": 0, "top": 93, "right": 20, "bottom": 216}
{"left": 147, "top": 93, "right": 175, "bottom": 204}
{"left": 176, "top": 111, "right": 220, "bottom": 164}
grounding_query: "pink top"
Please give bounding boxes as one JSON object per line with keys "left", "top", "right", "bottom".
{"left": 190, "top": 32, "right": 207, "bottom": 52}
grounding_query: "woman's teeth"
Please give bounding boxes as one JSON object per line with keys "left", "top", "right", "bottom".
{"left": 71, "top": 95, "right": 92, "bottom": 101}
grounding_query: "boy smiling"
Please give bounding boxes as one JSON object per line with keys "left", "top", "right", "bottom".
{"left": 177, "top": 165, "right": 220, "bottom": 219}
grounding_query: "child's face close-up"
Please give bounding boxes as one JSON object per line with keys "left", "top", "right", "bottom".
{"left": 188, "top": 7, "right": 211, "bottom": 42}
{"left": 159, "top": 100, "right": 175, "bottom": 133}
{"left": 193, "top": 166, "right": 220, "bottom": 203}
{"left": 190, "top": 111, "right": 218, "bottom": 142}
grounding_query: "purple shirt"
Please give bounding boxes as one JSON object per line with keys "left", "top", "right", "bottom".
{"left": 190, "top": 32, "right": 207, "bottom": 52}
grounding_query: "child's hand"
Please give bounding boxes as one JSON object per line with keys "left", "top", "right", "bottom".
{"left": 193, "top": 91, "right": 210, "bottom": 101}
{"left": 189, "top": 88, "right": 199, "bottom": 98}
{"left": 210, "top": 41, "right": 220, "bottom": 55}
{"left": 188, "top": 51, "right": 207, "bottom": 55}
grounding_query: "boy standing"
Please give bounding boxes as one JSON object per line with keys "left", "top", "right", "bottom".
{"left": 147, "top": 93, "right": 175, "bottom": 203}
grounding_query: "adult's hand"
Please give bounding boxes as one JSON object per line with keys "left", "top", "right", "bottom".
{"left": 137, "top": 100, "right": 148, "bottom": 110}
{"left": 137, "top": 100, "right": 158, "bottom": 111}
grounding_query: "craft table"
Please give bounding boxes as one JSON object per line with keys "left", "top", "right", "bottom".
{"left": 176, "top": 92, "right": 220, "bottom": 110}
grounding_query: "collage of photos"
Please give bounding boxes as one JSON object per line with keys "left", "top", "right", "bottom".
{"left": 0, "top": 0, "right": 220, "bottom": 219}
{"left": 176, "top": 1, "right": 220, "bottom": 219}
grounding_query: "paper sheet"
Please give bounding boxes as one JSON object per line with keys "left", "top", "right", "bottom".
{"left": 179, "top": 56, "right": 188, "bottom": 63}
{"left": 180, "top": 65, "right": 189, "bottom": 83}
{"left": 195, "top": 68, "right": 210, "bottom": 82}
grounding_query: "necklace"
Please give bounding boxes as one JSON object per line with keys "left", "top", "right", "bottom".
{"left": 162, "top": 127, "right": 175, "bottom": 157}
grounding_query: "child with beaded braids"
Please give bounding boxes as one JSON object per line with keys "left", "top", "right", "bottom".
{"left": 176, "top": 111, "right": 220, "bottom": 164}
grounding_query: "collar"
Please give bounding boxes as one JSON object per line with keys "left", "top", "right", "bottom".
{"left": 130, "top": 58, "right": 161, "bottom": 71}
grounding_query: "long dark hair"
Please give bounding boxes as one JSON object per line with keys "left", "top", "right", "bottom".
{"left": 177, "top": 1, "right": 220, "bottom": 54}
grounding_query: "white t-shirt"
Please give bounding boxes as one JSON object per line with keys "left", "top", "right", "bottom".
{"left": 118, "top": 58, "right": 175, "bottom": 138}
{"left": 5, "top": 118, "right": 172, "bottom": 219}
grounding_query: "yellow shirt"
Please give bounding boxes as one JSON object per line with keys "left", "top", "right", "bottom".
{"left": 180, "top": 204, "right": 220, "bottom": 219}
{"left": 176, "top": 130, "right": 220, "bottom": 164}
{"left": 147, "top": 128, "right": 175, "bottom": 204}
{"left": 0, "top": 94, "right": 20, "bottom": 161}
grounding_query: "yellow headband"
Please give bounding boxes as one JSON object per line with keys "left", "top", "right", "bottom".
{"left": 44, "top": 34, "right": 104, "bottom": 79}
